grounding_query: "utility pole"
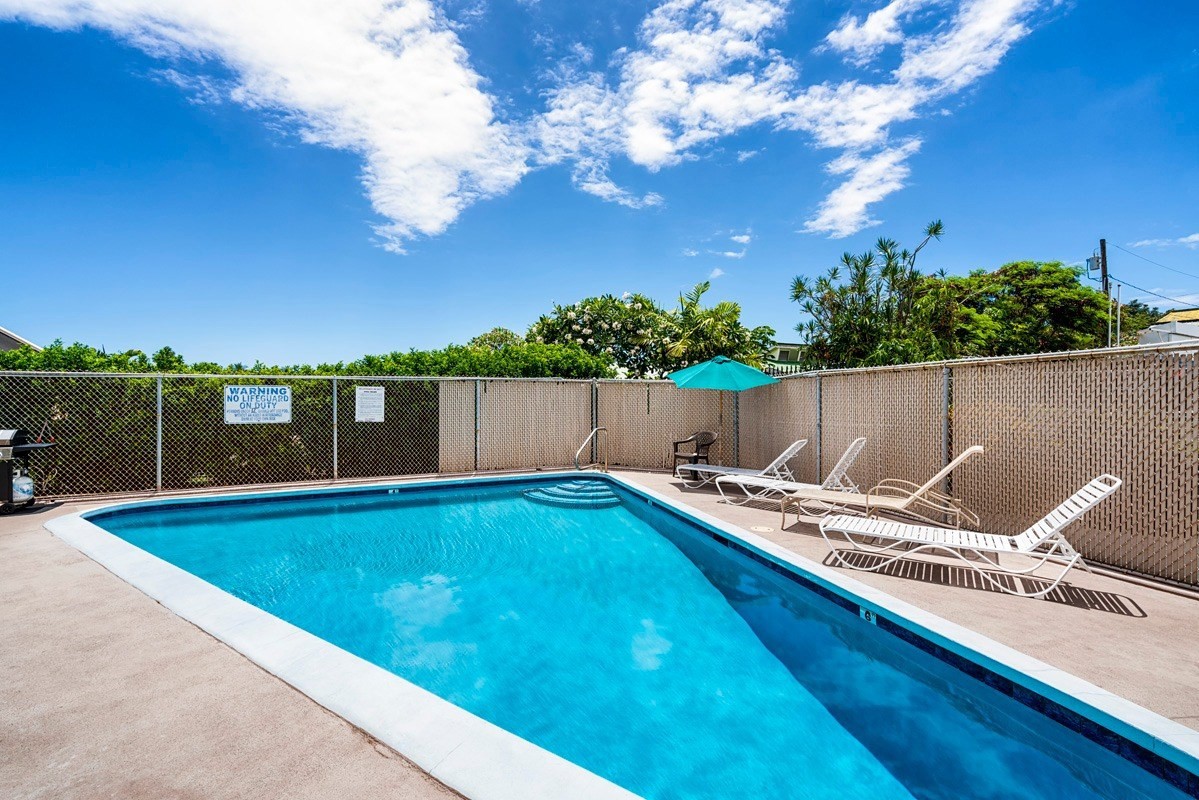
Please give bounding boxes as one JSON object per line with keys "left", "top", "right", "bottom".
{"left": 1100, "top": 238, "right": 1109, "bottom": 296}
{"left": 1101, "top": 238, "right": 1111, "bottom": 347}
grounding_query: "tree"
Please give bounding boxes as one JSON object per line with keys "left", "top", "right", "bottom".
{"left": 468, "top": 327, "right": 523, "bottom": 349}
{"left": 957, "top": 261, "right": 1109, "bottom": 355}
{"left": 527, "top": 293, "right": 673, "bottom": 378}
{"left": 790, "top": 221, "right": 951, "bottom": 368}
{"left": 529, "top": 284, "right": 775, "bottom": 376}
{"left": 0, "top": 339, "right": 613, "bottom": 379}
{"left": 345, "top": 343, "right": 612, "bottom": 378}
{"left": 664, "top": 281, "right": 775, "bottom": 369}
{"left": 790, "top": 221, "right": 1121, "bottom": 367}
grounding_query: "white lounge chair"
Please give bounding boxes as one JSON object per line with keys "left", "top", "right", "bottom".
{"left": 780, "top": 445, "right": 986, "bottom": 528}
{"left": 675, "top": 439, "right": 807, "bottom": 488}
{"left": 817, "top": 474, "right": 1121, "bottom": 598}
{"left": 715, "top": 437, "right": 866, "bottom": 506}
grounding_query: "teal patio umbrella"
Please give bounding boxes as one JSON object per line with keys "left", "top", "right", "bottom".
{"left": 666, "top": 355, "right": 779, "bottom": 392}
{"left": 666, "top": 356, "right": 778, "bottom": 465}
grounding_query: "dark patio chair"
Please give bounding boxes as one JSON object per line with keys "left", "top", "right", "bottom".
{"left": 673, "top": 431, "right": 717, "bottom": 469}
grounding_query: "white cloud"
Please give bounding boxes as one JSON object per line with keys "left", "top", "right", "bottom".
{"left": 534, "top": 0, "right": 798, "bottom": 203}
{"left": 538, "top": 0, "right": 1048, "bottom": 238}
{"left": 0, "top": 0, "right": 528, "bottom": 252}
{"left": 1130, "top": 234, "right": 1199, "bottom": 249}
{"left": 783, "top": 0, "right": 1044, "bottom": 236}
{"left": 708, "top": 267, "right": 726, "bottom": 278}
{"left": 823, "top": 0, "right": 940, "bottom": 66}
{"left": 682, "top": 247, "right": 700, "bottom": 256}
{"left": 709, "top": 248, "right": 746, "bottom": 258}
{"left": 804, "top": 139, "right": 921, "bottom": 237}
{"left": 730, "top": 232, "right": 752, "bottom": 244}
{"left": 736, "top": 148, "right": 761, "bottom": 161}
{"left": 2, "top": 0, "right": 1050, "bottom": 248}
{"left": 569, "top": 42, "right": 594, "bottom": 65}
{"left": 151, "top": 68, "right": 224, "bottom": 105}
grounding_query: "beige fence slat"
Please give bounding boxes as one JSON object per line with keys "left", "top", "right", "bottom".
{"left": 819, "top": 368, "right": 944, "bottom": 492}
{"left": 736, "top": 378, "right": 819, "bottom": 484}
{"left": 597, "top": 381, "right": 728, "bottom": 470}
{"left": 438, "top": 380, "right": 476, "bottom": 473}
{"left": 477, "top": 380, "right": 592, "bottom": 471}
{"left": 952, "top": 350, "right": 1199, "bottom": 586}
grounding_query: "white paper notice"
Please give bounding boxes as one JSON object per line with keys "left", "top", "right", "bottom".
{"left": 355, "top": 385, "right": 385, "bottom": 422}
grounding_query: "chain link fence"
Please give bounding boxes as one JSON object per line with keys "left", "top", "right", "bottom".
{"left": 0, "top": 373, "right": 156, "bottom": 495}
{"left": 0, "top": 373, "right": 732, "bottom": 496}
{"left": 3, "top": 344, "right": 1197, "bottom": 587}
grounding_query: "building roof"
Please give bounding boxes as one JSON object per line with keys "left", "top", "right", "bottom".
{"left": 0, "top": 325, "right": 40, "bottom": 352}
{"left": 1157, "top": 308, "right": 1199, "bottom": 324}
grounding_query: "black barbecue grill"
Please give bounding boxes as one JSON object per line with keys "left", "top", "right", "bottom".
{"left": 1, "top": 428, "right": 55, "bottom": 512}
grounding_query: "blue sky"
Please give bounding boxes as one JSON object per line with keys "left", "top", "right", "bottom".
{"left": 1, "top": 0, "right": 1197, "bottom": 365}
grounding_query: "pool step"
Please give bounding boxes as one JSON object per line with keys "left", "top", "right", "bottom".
{"left": 523, "top": 480, "right": 622, "bottom": 509}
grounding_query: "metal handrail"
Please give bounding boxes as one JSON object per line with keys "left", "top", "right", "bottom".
{"left": 574, "top": 426, "right": 608, "bottom": 471}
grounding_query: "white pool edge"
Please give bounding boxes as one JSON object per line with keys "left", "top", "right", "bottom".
{"left": 46, "top": 470, "right": 1199, "bottom": 792}
{"left": 45, "top": 490, "right": 641, "bottom": 800}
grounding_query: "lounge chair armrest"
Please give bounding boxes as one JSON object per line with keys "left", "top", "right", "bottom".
{"left": 874, "top": 477, "right": 920, "bottom": 492}
{"left": 865, "top": 483, "right": 978, "bottom": 528}
{"left": 869, "top": 479, "right": 922, "bottom": 499}
{"left": 906, "top": 493, "right": 980, "bottom": 529}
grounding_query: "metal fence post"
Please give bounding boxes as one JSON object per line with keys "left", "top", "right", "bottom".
{"left": 474, "top": 379, "right": 481, "bottom": 472}
{"left": 155, "top": 375, "right": 163, "bottom": 491}
{"left": 815, "top": 374, "right": 823, "bottom": 481}
{"left": 591, "top": 379, "right": 598, "bottom": 464}
{"left": 332, "top": 377, "right": 339, "bottom": 480}
{"left": 941, "top": 366, "right": 951, "bottom": 494}
{"left": 732, "top": 393, "right": 740, "bottom": 467}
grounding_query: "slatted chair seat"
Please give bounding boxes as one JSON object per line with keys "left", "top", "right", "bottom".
{"left": 714, "top": 437, "right": 866, "bottom": 506}
{"left": 676, "top": 439, "right": 807, "bottom": 488}
{"left": 818, "top": 475, "right": 1123, "bottom": 598}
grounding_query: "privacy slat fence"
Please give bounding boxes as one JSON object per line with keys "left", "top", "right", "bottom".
{"left": 738, "top": 344, "right": 1199, "bottom": 588}
{"left": 736, "top": 377, "right": 819, "bottom": 484}
{"left": 598, "top": 381, "right": 733, "bottom": 470}
{"left": 951, "top": 349, "right": 1199, "bottom": 586}
{"left": 2, "top": 341, "right": 1196, "bottom": 587}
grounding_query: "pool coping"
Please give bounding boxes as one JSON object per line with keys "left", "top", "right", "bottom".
{"left": 45, "top": 470, "right": 1199, "bottom": 798}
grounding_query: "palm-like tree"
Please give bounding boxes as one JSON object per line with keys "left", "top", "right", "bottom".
{"left": 665, "top": 282, "right": 773, "bottom": 368}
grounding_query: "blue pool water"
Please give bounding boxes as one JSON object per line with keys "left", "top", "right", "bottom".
{"left": 92, "top": 477, "right": 1188, "bottom": 800}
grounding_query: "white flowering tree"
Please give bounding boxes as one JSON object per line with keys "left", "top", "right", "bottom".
{"left": 527, "top": 293, "right": 671, "bottom": 377}
{"left": 528, "top": 285, "right": 775, "bottom": 377}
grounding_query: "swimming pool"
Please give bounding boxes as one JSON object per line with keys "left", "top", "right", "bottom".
{"left": 51, "top": 474, "right": 1198, "bottom": 800}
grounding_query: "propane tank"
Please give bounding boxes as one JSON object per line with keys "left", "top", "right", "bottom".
{"left": 12, "top": 468, "right": 34, "bottom": 504}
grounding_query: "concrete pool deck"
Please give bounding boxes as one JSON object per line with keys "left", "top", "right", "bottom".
{"left": 3, "top": 471, "right": 1198, "bottom": 798}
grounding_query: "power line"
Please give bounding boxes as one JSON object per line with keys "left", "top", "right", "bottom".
{"left": 1111, "top": 243, "right": 1199, "bottom": 281}
{"left": 1107, "top": 273, "right": 1197, "bottom": 308}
